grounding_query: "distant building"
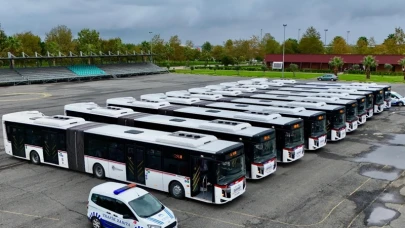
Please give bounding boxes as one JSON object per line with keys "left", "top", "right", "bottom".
{"left": 265, "top": 54, "right": 405, "bottom": 72}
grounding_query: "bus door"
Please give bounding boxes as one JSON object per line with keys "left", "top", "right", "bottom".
{"left": 126, "top": 145, "right": 146, "bottom": 185}
{"left": 191, "top": 156, "right": 214, "bottom": 201}
{"left": 10, "top": 126, "right": 25, "bottom": 158}
{"left": 43, "top": 131, "right": 59, "bottom": 165}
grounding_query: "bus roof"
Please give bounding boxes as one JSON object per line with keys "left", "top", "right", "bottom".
{"left": 269, "top": 90, "right": 365, "bottom": 100}
{"left": 231, "top": 98, "right": 343, "bottom": 111}
{"left": 249, "top": 93, "right": 355, "bottom": 105}
{"left": 85, "top": 125, "right": 241, "bottom": 154}
{"left": 134, "top": 114, "right": 274, "bottom": 136}
{"left": 2, "top": 111, "right": 87, "bottom": 129}
{"left": 64, "top": 102, "right": 135, "bottom": 117}
{"left": 65, "top": 102, "right": 273, "bottom": 136}
{"left": 106, "top": 97, "right": 171, "bottom": 109}
{"left": 203, "top": 102, "right": 322, "bottom": 117}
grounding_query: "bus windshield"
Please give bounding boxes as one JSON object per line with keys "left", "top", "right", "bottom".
{"left": 358, "top": 100, "right": 366, "bottom": 115}
{"left": 346, "top": 105, "right": 358, "bottom": 121}
{"left": 376, "top": 92, "right": 384, "bottom": 104}
{"left": 311, "top": 119, "right": 326, "bottom": 137}
{"left": 366, "top": 96, "right": 373, "bottom": 109}
{"left": 285, "top": 127, "right": 304, "bottom": 148}
{"left": 128, "top": 193, "right": 164, "bottom": 218}
{"left": 253, "top": 139, "right": 276, "bottom": 163}
{"left": 385, "top": 90, "right": 391, "bottom": 100}
{"left": 217, "top": 156, "right": 245, "bottom": 185}
{"left": 333, "top": 112, "right": 346, "bottom": 129}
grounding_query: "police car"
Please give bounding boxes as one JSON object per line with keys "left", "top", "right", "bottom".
{"left": 390, "top": 91, "right": 405, "bottom": 106}
{"left": 88, "top": 182, "right": 178, "bottom": 228}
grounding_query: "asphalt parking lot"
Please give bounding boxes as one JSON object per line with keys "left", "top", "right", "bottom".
{"left": 0, "top": 73, "right": 405, "bottom": 228}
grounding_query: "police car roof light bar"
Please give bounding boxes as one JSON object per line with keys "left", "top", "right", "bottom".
{"left": 113, "top": 183, "right": 137, "bottom": 195}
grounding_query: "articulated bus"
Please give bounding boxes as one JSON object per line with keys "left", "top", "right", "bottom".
{"left": 164, "top": 91, "right": 345, "bottom": 142}
{"left": 250, "top": 90, "right": 367, "bottom": 125}
{"left": 266, "top": 87, "right": 375, "bottom": 119}
{"left": 2, "top": 111, "right": 247, "bottom": 204}
{"left": 188, "top": 89, "right": 358, "bottom": 133}
{"left": 64, "top": 102, "right": 277, "bottom": 180}
{"left": 303, "top": 82, "right": 390, "bottom": 109}
{"left": 291, "top": 84, "right": 385, "bottom": 114}
{"left": 140, "top": 94, "right": 327, "bottom": 151}
{"left": 106, "top": 97, "right": 305, "bottom": 163}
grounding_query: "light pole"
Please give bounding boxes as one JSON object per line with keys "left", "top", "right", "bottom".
{"left": 282, "top": 24, "right": 287, "bottom": 78}
{"left": 324, "top": 29, "right": 328, "bottom": 46}
{"left": 346, "top": 31, "right": 350, "bottom": 44}
{"left": 149, "top": 31, "right": 153, "bottom": 62}
{"left": 298, "top": 28, "right": 301, "bottom": 40}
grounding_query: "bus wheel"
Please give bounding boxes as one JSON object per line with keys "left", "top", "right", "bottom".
{"left": 169, "top": 181, "right": 185, "bottom": 199}
{"left": 91, "top": 217, "right": 102, "bottom": 228}
{"left": 93, "top": 164, "right": 105, "bottom": 179}
{"left": 30, "top": 151, "right": 40, "bottom": 165}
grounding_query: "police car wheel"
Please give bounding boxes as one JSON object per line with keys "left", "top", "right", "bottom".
{"left": 93, "top": 164, "right": 105, "bottom": 179}
{"left": 91, "top": 217, "right": 102, "bottom": 228}
{"left": 30, "top": 151, "right": 40, "bottom": 165}
{"left": 399, "top": 102, "right": 403, "bottom": 106}
{"left": 170, "top": 181, "right": 185, "bottom": 199}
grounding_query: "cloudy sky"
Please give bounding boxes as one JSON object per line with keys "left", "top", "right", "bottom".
{"left": 1, "top": 0, "right": 404, "bottom": 46}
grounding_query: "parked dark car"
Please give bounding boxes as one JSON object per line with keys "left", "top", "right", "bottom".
{"left": 317, "top": 74, "right": 338, "bottom": 81}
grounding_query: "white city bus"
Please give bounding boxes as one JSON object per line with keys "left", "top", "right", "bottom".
{"left": 2, "top": 111, "right": 246, "bottom": 204}
{"left": 64, "top": 102, "right": 278, "bottom": 180}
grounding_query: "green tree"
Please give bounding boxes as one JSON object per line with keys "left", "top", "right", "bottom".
{"left": 398, "top": 58, "right": 405, "bottom": 80}
{"left": 298, "top": 26, "right": 324, "bottom": 54}
{"left": 362, "top": 55, "right": 378, "bottom": 79}
{"left": 235, "top": 65, "right": 241, "bottom": 75}
{"left": 224, "top": 39, "right": 234, "bottom": 56}
{"left": 44, "top": 41, "right": 60, "bottom": 55}
{"left": 211, "top": 45, "right": 224, "bottom": 61}
{"left": 330, "top": 36, "right": 350, "bottom": 54}
{"left": 15, "top": 32, "right": 42, "bottom": 56}
{"left": 101, "top": 38, "right": 124, "bottom": 53}
{"left": 289, "top": 63, "right": 299, "bottom": 77}
{"left": 355, "top": 36, "right": 369, "bottom": 54}
{"left": 45, "top": 25, "right": 75, "bottom": 53}
{"left": 164, "top": 43, "right": 174, "bottom": 61}
{"left": 77, "top": 28, "right": 101, "bottom": 54}
{"left": 328, "top": 56, "right": 344, "bottom": 76}
{"left": 4, "top": 36, "right": 22, "bottom": 53}
{"left": 201, "top": 41, "right": 212, "bottom": 53}
{"left": 221, "top": 55, "right": 234, "bottom": 66}
{"left": 185, "top": 40, "right": 194, "bottom": 48}
{"left": 201, "top": 50, "right": 211, "bottom": 66}
{"left": 0, "top": 23, "right": 7, "bottom": 53}
{"left": 263, "top": 34, "right": 280, "bottom": 54}
{"left": 168, "top": 35, "right": 183, "bottom": 61}
{"left": 283, "top": 39, "right": 299, "bottom": 54}
{"left": 384, "top": 64, "right": 393, "bottom": 74}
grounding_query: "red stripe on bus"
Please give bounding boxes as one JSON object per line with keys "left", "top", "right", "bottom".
{"left": 84, "top": 155, "right": 125, "bottom": 165}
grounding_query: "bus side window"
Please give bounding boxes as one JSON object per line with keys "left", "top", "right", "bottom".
{"left": 87, "top": 135, "right": 108, "bottom": 158}
{"left": 58, "top": 132, "right": 66, "bottom": 151}
{"left": 146, "top": 149, "right": 161, "bottom": 170}
{"left": 163, "top": 152, "right": 189, "bottom": 176}
{"left": 25, "top": 127, "right": 42, "bottom": 146}
{"left": 108, "top": 142, "right": 125, "bottom": 163}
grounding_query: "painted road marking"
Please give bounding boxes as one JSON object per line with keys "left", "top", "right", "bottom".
{"left": 0, "top": 209, "right": 59, "bottom": 221}
{"left": 0, "top": 92, "right": 52, "bottom": 102}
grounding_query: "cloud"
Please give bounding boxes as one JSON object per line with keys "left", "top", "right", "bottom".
{"left": 0, "top": 0, "right": 403, "bottom": 45}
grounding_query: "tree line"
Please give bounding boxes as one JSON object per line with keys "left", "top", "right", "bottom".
{"left": 1, "top": 24, "right": 405, "bottom": 65}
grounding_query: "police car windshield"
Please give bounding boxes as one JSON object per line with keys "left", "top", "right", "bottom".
{"left": 128, "top": 193, "right": 164, "bottom": 218}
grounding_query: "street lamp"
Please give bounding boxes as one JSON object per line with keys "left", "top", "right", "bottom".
{"left": 298, "top": 28, "right": 301, "bottom": 40}
{"left": 282, "top": 24, "right": 287, "bottom": 78}
{"left": 149, "top": 31, "right": 153, "bottom": 62}
{"left": 346, "top": 31, "right": 350, "bottom": 44}
{"left": 324, "top": 29, "right": 328, "bottom": 46}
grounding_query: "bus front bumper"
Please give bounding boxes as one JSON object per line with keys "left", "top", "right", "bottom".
{"left": 250, "top": 158, "right": 277, "bottom": 179}
{"left": 374, "top": 104, "right": 384, "bottom": 113}
{"left": 331, "top": 128, "right": 346, "bottom": 141}
{"left": 366, "top": 108, "right": 374, "bottom": 118}
{"left": 357, "top": 114, "right": 367, "bottom": 125}
{"left": 307, "top": 135, "right": 327, "bottom": 150}
{"left": 281, "top": 145, "right": 304, "bottom": 163}
{"left": 214, "top": 177, "right": 246, "bottom": 204}
{"left": 346, "top": 120, "right": 358, "bottom": 132}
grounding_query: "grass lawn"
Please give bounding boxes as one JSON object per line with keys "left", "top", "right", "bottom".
{"left": 175, "top": 69, "right": 405, "bottom": 83}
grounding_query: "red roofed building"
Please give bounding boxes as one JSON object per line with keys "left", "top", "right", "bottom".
{"left": 265, "top": 54, "right": 405, "bottom": 72}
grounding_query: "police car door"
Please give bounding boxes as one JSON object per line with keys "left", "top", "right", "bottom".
{"left": 95, "top": 195, "right": 125, "bottom": 228}
{"left": 115, "top": 199, "right": 140, "bottom": 228}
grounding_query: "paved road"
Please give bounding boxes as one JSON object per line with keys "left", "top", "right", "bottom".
{"left": 0, "top": 74, "right": 404, "bottom": 228}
